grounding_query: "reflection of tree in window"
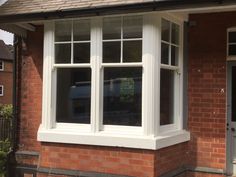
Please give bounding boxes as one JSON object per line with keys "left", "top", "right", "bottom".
{"left": 103, "top": 67, "right": 142, "bottom": 126}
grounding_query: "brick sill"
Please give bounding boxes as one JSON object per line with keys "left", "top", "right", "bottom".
{"left": 37, "top": 125, "right": 190, "bottom": 150}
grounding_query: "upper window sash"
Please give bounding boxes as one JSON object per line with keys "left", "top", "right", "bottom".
{"left": 102, "top": 16, "right": 143, "bottom": 64}
{"left": 54, "top": 19, "right": 91, "bottom": 65}
{"left": 161, "top": 18, "right": 180, "bottom": 68}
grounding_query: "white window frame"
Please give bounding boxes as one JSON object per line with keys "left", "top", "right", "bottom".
{"left": 0, "top": 60, "right": 4, "bottom": 71}
{"left": 159, "top": 16, "right": 183, "bottom": 134}
{"left": 0, "top": 85, "right": 3, "bottom": 96}
{"left": 38, "top": 12, "right": 190, "bottom": 150}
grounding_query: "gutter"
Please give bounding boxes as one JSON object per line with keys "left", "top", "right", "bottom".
{"left": 0, "top": 0, "right": 235, "bottom": 23}
{"left": 12, "top": 35, "right": 20, "bottom": 151}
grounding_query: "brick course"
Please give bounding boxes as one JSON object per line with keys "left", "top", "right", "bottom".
{"left": 187, "top": 12, "right": 236, "bottom": 171}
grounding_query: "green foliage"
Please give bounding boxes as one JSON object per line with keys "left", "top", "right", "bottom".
{"left": 0, "top": 104, "right": 13, "bottom": 120}
{"left": 0, "top": 140, "right": 11, "bottom": 176}
{"left": 0, "top": 104, "right": 13, "bottom": 176}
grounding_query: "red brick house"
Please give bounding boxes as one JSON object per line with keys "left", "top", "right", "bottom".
{"left": 0, "top": 39, "right": 13, "bottom": 104}
{"left": 1, "top": 0, "right": 236, "bottom": 177}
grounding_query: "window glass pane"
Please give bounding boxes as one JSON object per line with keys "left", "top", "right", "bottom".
{"left": 123, "top": 41, "right": 142, "bottom": 62}
{"left": 161, "top": 42, "right": 169, "bottom": 64}
{"left": 171, "top": 45, "right": 179, "bottom": 66}
{"left": 229, "top": 44, "right": 236, "bottom": 56}
{"left": 229, "top": 32, "right": 236, "bottom": 43}
{"left": 55, "top": 21, "right": 72, "bottom": 42}
{"left": 123, "top": 16, "right": 142, "bottom": 39}
{"left": 103, "top": 67, "right": 142, "bottom": 126}
{"left": 160, "top": 69, "right": 174, "bottom": 125}
{"left": 161, "top": 19, "right": 170, "bottom": 42}
{"left": 103, "top": 42, "right": 121, "bottom": 63}
{"left": 74, "top": 43, "right": 90, "bottom": 63}
{"left": 55, "top": 44, "right": 71, "bottom": 63}
{"left": 103, "top": 17, "right": 121, "bottom": 40}
{"left": 74, "top": 20, "right": 90, "bottom": 41}
{"left": 171, "top": 23, "right": 179, "bottom": 45}
{"left": 56, "top": 68, "right": 91, "bottom": 124}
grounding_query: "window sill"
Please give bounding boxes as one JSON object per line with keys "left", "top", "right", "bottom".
{"left": 37, "top": 125, "right": 190, "bottom": 150}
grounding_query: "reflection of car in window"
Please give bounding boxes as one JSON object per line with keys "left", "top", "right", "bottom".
{"left": 68, "top": 77, "right": 142, "bottom": 125}
{"left": 68, "top": 81, "right": 91, "bottom": 123}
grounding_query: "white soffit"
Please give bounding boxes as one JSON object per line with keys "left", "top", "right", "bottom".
{"left": 0, "top": 24, "right": 27, "bottom": 37}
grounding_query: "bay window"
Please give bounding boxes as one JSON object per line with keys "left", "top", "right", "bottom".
{"left": 38, "top": 13, "right": 190, "bottom": 150}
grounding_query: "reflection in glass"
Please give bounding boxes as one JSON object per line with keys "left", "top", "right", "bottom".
{"left": 161, "top": 42, "right": 169, "bottom": 64}
{"left": 161, "top": 19, "right": 170, "bottom": 42}
{"left": 56, "top": 68, "right": 91, "bottom": 124}
{"left": 103, "top": 67, "right": 142, "bottom": 126}
{"left": 171, "top": 23, "right": 179, "bottom": 45}
{"left": 171, "top": 45, "right": 179, "bottom": 66}
{"left": 229, "top": 32, "right": 236, "bottom": 43}
{"left": 229, "top": 44, "right": 236, "bottom": 56}
{"left": 74, "top": 43, "right": 90, "bottom": 63}
{"left": 123, "top": 41, "right": 142, "bottom": 62}
{"left": 123, "top": 16, "right": 142, "bottom": 39}
{"left": 74, "top": 20, "right": 90, "bottom": 41}
{"left": 103, "top": 17, "right": 121, "bottom": 40}
{"left": 55, "top": 44, "right": 71, "bottom": 63}
{"left": 55, "top": 21, "right": 72, "bottom": 42}
{"left": 103, "top": 42, "right": 121, "bottom": 63}
{"left": 160, "top": 69, "right": 174, "bottom": 125}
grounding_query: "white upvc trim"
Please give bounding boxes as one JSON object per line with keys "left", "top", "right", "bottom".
{"left": 101, "top": 63, "right": 142, "bottom": 67}
{"left": 0, "top": 60, "right": 4, "bottom": 71}
{"left": 142, "top": 14, "right": 160, "bottom": 136}
{"left": 38, "top": 125, "right": 190, "bottom": 150}
{"left": 0, "top": 85, "right": 3, "bottom": 96}
{"left": 53, "top": 64, "right": 91, "bottom": 68}
{"left": 42, "top": 22, "right": 54, "bottom": 129}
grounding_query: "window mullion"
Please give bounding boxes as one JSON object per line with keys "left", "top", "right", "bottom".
{"left": 168, "top": 23, "right": 172, "bottom": 66}
{"left": 71, "top": 21, "right": 74, "bottom": 64}
{"left": 142, "top": 14, "right": 159, "bottom": 137}
{"left": 42, "top": 22, "right": 55, "bottom": 129}
{"left": 121, "top": 17, "right": 123, "bottom": 63}
{"left": 91, "top": 18, "right": 102, "bottom": 133}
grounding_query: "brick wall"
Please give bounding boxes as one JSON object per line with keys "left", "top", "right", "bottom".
{"left": 187, "top": 12, "right": 236, "bottom": 171}
{"left": 0, "top": 60, "right": 13, "bottom": 104}
{"left": 17, "top": 26, "right": 43, "bottom": 153}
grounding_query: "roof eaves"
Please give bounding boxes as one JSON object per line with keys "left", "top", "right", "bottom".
{"left": 0, "top": 0, "right": 236, "bottom": 24}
